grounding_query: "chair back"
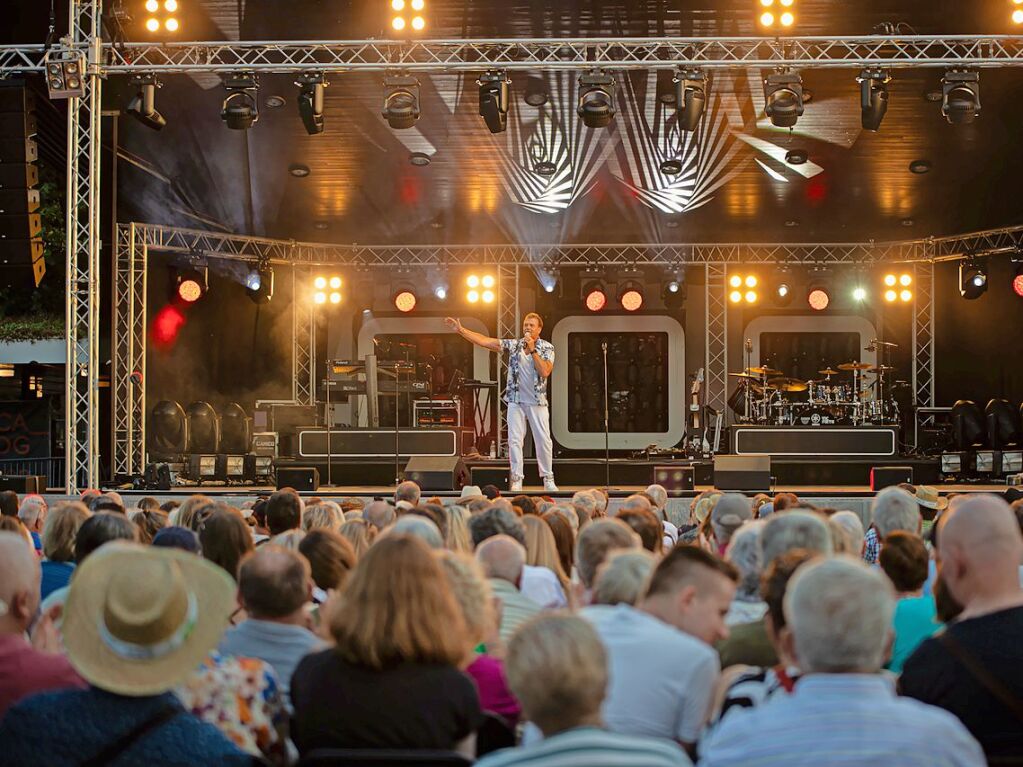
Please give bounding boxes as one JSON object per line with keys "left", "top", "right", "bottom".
{"left": 297, "top": 749, "right": 473, "bottom": 767}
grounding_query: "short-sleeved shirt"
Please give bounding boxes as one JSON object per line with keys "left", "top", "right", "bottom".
{"left": 900, "top": 605, "right": 1023, "bottom": 762}
{"left": 581, "top": 604, "right": 719, "bottom": 744}
{"left": 886, "top": 595, "right": 940, "bottom": 673}
{"left": 290, "top": 650, "right": 484, "bottom": 754}
{"left": 476, "top": 726, "right": 689, "bottom": 767}
{"left": 500, "top": 338, "right": 555, "bottom": 407}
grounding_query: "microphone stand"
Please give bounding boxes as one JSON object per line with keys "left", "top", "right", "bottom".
{"left": 602, "top": 340, "right": 610, "bottom": 491}
{"left": 394, "top": 360, "right": 401, "bottom": 487}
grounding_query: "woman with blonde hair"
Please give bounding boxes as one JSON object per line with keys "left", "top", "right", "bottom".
{"left": 172, "top": 493, "right": 213, "bottom": 530}
{"left": 302, "top": 503, "right": 343, "bottom": 533}
{"left": 40, "top": 501, "right": 90, "bottom": 600}
{"left": 522, "top": 515, "right": 572, "bottom": 607}
{"left": 436, "top": 550, "right": 521, "bottom": 726}
{"left": 444, "top": 505, "right": 473, "bottom": 553}
{"left": 338, "top": 518, "right": 375, "bottom": 557}
{"left": 290, "top": 535, "right": 483, "bottom": 757}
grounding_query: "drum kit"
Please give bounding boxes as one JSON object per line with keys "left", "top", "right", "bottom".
{"left": 730, "top": 340, "right": 901, "bottom": 426}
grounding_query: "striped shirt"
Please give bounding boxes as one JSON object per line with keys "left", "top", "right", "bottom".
{"left": 698, "top": 674, "right": 984, "bottom": 767}
{"left": 476, "top": 726, "right": 690, "bottom": 767}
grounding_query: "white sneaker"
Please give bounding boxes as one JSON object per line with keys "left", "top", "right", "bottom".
{"left": 543, "top": 476, "right": 559, "bottom": 492}
{"left": 509, "top": 479, "right": 523, "bottom": 492}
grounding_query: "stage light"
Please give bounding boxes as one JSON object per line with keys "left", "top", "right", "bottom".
{"left": 899, "top": 273, "right": 912, "bottom": 287}
{"left": 165, "top": 18, "right": 178, "bottom": 31}
{"left": 662, "top": 278, "right": 685, "bottom": 309}
{"left": 467, "top": 290, "right": 480, "bottom": 303}
{"left": 858, "top": 69, "right": 890, "bottom": 132}
{"left": 1013, "top": 265, "right": 1023, "bottom": 297}
{"left": 434, "top": 286, "right": 447, "bottom": 299}
{"left": 146, "top": 0, "right": 158, "bottom": 10}
{"left": 1015, "top": 9, "right": 1023, "bottom": 24}
{"left": 577, "top": 70, "right": 616, "bottom": 129}
{"left": 959, "top": 258, "right": 988, "bottom": 299}
{"left": 313, "top": 274, "right": 342, "bottom": 304}
{"left": 674, "top": 70, "right": 706, "bottom": 132}
{"left": 780, "top": 11, "right": 794, "bottom": 25}
{"left": 729, "top": 290, "right": 743, "bottom": 304}
{"left": 773, "top": 281, "right": 793, "bottom": 307}
{"left": 478, "top": 71, "right": 511, "bottom": 134}
{"left": 482, "top": 289, "right": 495, "bottom": 304}
{"left": 465, "top": 273, "right": 496, "bottom": 304}
{"left": 808, "top": 286, "right": 830, "bottom": 311}
{"left": 760, "top": 11, "right": 774, "bottom": 26}
{"left": 329, "top": 276, "right": 341, "bottom": 289}
{"left": 314, "top": 292, "right": 326, "bottom": 304}
{"left": 481, "top": 275, "right": 495, "bottom": 288}
{"left": 618, "top": 281, "right": 644, "bottom": 312}
{"left": 411, "top": 16, "right": 425, "bottom": 30}
{"left": 165, "top": 0, "right": 177, "bottom": 9}
{"left": 221, "top": 73, "right": 259, "bottom": 130}
{"left": 246, "top": 265, "right": 274, "bottom": 305}
{"left": 391, "top": 0, "right": 404, "bottom": 8}
{"left": 942, "top": 70, "right": 981, "bottom": 125}
{"left": 884, "top": 274, "right": 897, "bottom": 287}
{"left": 392, "top": 16, "right": 406, "bottom": 30}
{"left": 314, "top": 276, "right": 327, "bottom": 290}
{"left": 394, "top": 288, "right": 417, "bottom": 312}
{"left": 411, "top": 0, "right": 424, "bottom": 8}
{"left": 467, "top": 275, "right": 480, "bottom": 288}
{"left": 296, "top": 73, "right": 327, "bottom": 135}
{"left": 853, "top": 287, "right": 867, "bottom": 301}
{"left": 745, "top": 290, "right": 758, "bottom": 304}
{"left": 173, "top": 266, "right": 207, "bottom": 304}
{"left": 900, "top": 289, "right": 912, "bottom": 303}
{"left": 764, "top": 70, "right": 804, "bottom": 129}
{"left": 940, "top": 452, "right": 964, "bottom": 475}
{"left": 146, "top": 17, "right": 160, "bottom": 30}
{"left": 45, "top": 51, "right": 85, "bottom": 99}
{"left": 329, "top": 292, "right": 342, "bottom": 304}
{"left": 884, "top": 289, "right": 898, "bottom": 303}
{"left": 745, "top": 275, "right": 757, "bottom": 288}
{"left": 729, "top": 275, "right": 742, "bottom": 289}
{"left": 126, "top": 74, "right": 166, "bottom": 131}
{"left": 382, "top": 75, "right": 421, "bottom": 129}
{"left": 584, "top": 282, "right": 608, "bottom": 312}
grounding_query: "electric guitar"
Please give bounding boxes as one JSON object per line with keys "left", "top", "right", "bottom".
{"left": 688, "top": 368, "right": 710, "bottom": 455}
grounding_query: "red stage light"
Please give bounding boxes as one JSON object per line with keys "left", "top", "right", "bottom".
{"left": 394, "top": 290, "right": 417, "bottom": 312}
{"left": 177, "top": 278, "right": 202, "bottom": 303}
{"left": 585, "top": 288, "right": 607, "bottom": 312}
{"left": 1013, "top": 273, "right": 1023, "bottom": 298}
{"left": 808, "top": 288, "right": 830, "bottom": 311}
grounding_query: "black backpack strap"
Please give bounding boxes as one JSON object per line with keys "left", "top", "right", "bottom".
{"left": 80, "top": 703, "right": 182, "bottom": 767}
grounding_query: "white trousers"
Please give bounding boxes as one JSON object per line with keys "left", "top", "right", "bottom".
{"left": 507, "top": 402, "right": 554, "bottom": 482}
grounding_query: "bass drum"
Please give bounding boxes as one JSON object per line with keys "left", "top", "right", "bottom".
{"left": 796, "top": 406, "right": 838, "bottom": 427}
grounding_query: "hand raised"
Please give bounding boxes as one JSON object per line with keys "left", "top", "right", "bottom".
{"left": 444, "top": 317, "right": 462, "bottom": 332}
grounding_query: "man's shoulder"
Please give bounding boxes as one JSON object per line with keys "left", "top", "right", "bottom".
{"left": 478, "top": 728, "right": 687, "bottom": 767}
{"left": 595, "top": 606, "right": 715, "bottom": 657}
{"left": 522, "top": 564, "right": 559, "bottom": 585}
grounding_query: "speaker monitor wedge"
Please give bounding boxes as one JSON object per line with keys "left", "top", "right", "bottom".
{"left": 713, "top": 454, "right": 771, "bottom": 491}
{"left": 276, "top": 466, "right": 320, "bottom": 491}
{"left": 403, "top": 456, "right": 470, "bottom": 491}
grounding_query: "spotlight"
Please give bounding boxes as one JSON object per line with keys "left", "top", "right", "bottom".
{"left": 583, "top": 280, "right": 608, "bottom": 312}
{"left": 478, "top": 71, "right": 510, "bottom": 134}
{"left": 394, "top": 287, "right": 416, "bottom": 312}
{"left": 942, "top": 70, "right": 981, "bottom": 125}
{"left": 313, "top": 274, "right": 342, "bottom": 305}
{"left": 44, "top": 51, "right": 86, "bottom": 99}
{"left": 618, "top": 281, "right": 644, "bottom": 312}
{"left": 220, "top": 73, "right": 259, "bottom": 130}
{"left": 577, "top": 71, "right": 616, "bottom": 129}
{"left": 853, "top": 286, "right": 867, "bottom": 301}
{"left": 382, "top": 75, "right": 421, "bottom": 129}
{"left": 296, "top": 73, "right": 327, "bottom": 136}
{"left": 1013, "top": 264, "right": 1023, "bottom": 298}
{"left": 662, "top": 278, "right": 685, "bottom": 310}
{"left": 434, "top": 286, "right": 447, "bottom": 299}
{"left": 246, "top": 264, "right": 274, "bottom": 305}
{"left": 481, "top": 290, "right": 495, "bottom": 304}
{"left": 959, "top": 258, "right": 988, "bottom": 300}
{"left": 729, "top": 290, "right": 743, "bottom": 304}
{"left": 173, "top": 266, "right": 207, "bottom": 304}
{"left": 481, "top": 274, "right": 495, "bottom": 289}
{"left": 465, "top": 273, "right": 496, "bottom": 304}
{"left": 858, "top": 69, "right": 890, "bottom": 132}
{"left": 126, "top": 74, "right": 166, "bottom": 131}
{"left": 807, "top": 284, "right": 830, "bottom": 311}
{"left": 764, "top": 70, "right": 804, "bottom": 129}
{"left": 674, "top": 70, "right": 706, "bottom": 132}
{"left": 774, "top": 282, "right": 793, "bottom": 307}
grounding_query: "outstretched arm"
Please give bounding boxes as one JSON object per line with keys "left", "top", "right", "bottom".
{"left": 445, "top": 317, "right": 502, "bottom": 352}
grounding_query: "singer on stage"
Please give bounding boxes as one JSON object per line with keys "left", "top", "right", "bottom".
{"left": 445, "top": 313, "right": 557, "bottom": 492}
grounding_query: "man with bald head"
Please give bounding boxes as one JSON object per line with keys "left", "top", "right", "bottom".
{"left": 476, "top": 535, "right": 541, "bottom": 643}
{"left": 0, "top": 532, "right": 83, "bottom": 718}
{"left": 218, "top": 545, "right": 324, "bottom": 702}
{"left": 394, "top": 480, "right": 421, "bottom": 511}
{"left": 900, "top": 494, "right": 1023, "bottom": 762}
{"left": 363, "top": 500, "right": 396, "bottom": 533}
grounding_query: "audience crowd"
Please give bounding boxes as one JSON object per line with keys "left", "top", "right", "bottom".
{"left": 0, "top": 480, "right": 1019, "bottom": 766}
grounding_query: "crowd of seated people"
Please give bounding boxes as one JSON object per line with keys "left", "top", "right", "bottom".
{"left": 0, "top": 481, "right": 1021, "bottom": 765}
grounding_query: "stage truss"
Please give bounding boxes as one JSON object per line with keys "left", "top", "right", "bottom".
{"left": 7, "top": 25, "right": 1023, "bottom": 487}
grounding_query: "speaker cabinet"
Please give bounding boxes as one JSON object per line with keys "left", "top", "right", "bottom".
{"left": 870, "top": 466, "right": 914, "bottom": 492}
{"left": 276, "top": 466, "right": 320, "bottom": 491}
{"left": 404, "top": 456, "right": 470, "bottom": 491}
{"left": 714, "top": 454, "right": 771, "bottom": 491}
{"left": 0, "top": 475, "right": 45, "bottom": 494}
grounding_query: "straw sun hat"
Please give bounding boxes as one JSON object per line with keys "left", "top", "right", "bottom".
{"left": 62, "top": 541, "right": 235, "bottom": 696}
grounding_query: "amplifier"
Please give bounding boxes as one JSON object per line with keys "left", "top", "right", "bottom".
{"left": 251, "top": 432, "right": 278, "bottom": 457}
{"left": 714, "top": 454, "right": 771, "bottom": 492}
{"left": 870, "top": 466, "right": 914, "bottom": 491}
{"left": 276, "top": 466, "right": 319, "bottom": 491}
{"left": 298, "top": 428, "right": 458, "bottom": 458}
{"left": 414, "top": 399, "right": 461, "bottom": 428}
{"left": 732, "top": 426, "right": 898, "bottom": 458}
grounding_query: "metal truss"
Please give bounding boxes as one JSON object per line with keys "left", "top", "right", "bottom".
{"left": 705, "top": 264, "right": 728, "bottom": 418}
{"left": 292, "top": 267, "right": 315, "bottom": 406}
{"left": 112, "top": 224, "right": 148, "bottom": 478}
{"left": 65, "top": 0, "right": 102, "bottom": 493}
{"left": 8, "top": 36, "right": 1023, "bottom": 76}
{"left": 126, "top": 223, "right": 935, "bottom": 266}
{"left": 912, "top": 262, "right": 936, "bottom": 445}
{"left": 496, "top": 265, "right": 519, "bottom": 458}
{"left": 928, "top": 223, "right": 1023, "bottom": 261}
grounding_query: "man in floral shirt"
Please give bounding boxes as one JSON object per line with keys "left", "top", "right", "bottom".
{"left": 446, "top": 313, "right": 557, "bottom": 492}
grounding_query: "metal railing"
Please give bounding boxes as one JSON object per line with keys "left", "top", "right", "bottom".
{"left": 0, "top": 457, "right": 66, "bottom": 492}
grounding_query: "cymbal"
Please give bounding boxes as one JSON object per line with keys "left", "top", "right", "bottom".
{"left": 818, "top": 368, "right": 840, "bottom": 376}
{"left": 868, "top": 365, "right": 895, "bottom": 373}
{"left": 729, "top": 371, "right": 763, "bottom": 380}
{"left": 838, "top": 362, "right": 873, "bottom": 371}
{"left": 867, "top": 340, "right": 898, "bottom": 348}
{"left": 768, "top": 377, "right": 808, "bottom": 393}
{"left": 748, "top": 366, "right": 781, "bottom": 376}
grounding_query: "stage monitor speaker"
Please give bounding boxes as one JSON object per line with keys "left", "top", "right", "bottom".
{"left": 870, "top": 466, "right": 913, "bottom": 492}
{"left": 714, "top": 454, "right": 771, "bottom": 491}
{"left": 276, "top": 466, "right": 319, "bottom": 491}
{"left": 404, "top": 456, "right": 470, "bottom": 491}
{"left": 653, "top": 465, "right": 695, "bottom": 492}
{"left": 0, "top": 475, "right": 45, "bottom": 494}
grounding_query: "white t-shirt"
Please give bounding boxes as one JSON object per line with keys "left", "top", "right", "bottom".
{"left": 581, "top": 604, "right": 719, "bottom": 744}
{"left": 521, "top": 564, "right": 568, "bottom": 608}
